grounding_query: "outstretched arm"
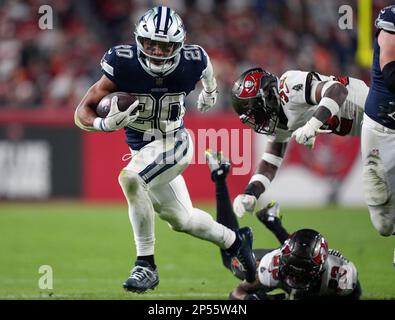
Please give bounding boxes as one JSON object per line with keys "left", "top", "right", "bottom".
{"left": 233, "top": 140, "right": 287, "bottom": 218}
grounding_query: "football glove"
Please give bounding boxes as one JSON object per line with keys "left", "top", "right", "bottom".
{"left": 291, "top": 117, "right": 331, "bottom": 148}
{"left": 197, "top": 88, "right": 218, "bottom": 112}
{"left": 233, "top": 194, "right": 257, "bottom": 218}
{"left": 98, "top": 96, "right": 139, "bottom": 132}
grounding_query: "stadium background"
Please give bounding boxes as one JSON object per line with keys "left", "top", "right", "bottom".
{"left": 0, "top": 0, "right": 394, "bottom": 300}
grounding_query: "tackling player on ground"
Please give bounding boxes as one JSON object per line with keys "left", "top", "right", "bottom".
{"left": 74, "top": 6, "right": 256, "bottom": 293}
{"left": 206, "top": 150, "right": 362, "bottom": 300}
{"left": 362, "top": 5, "right": 395, "bottom": 236}
{"left": 230, "top": 67, "right": 369, "bottom": 219}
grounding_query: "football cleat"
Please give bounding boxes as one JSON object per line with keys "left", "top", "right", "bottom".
{"left": 205, "top": 149, "right": 230, "bottom": 181}
{"left": 123, "top": 260, "right": 159, "bottom": 293}
{"left": 232, "top": 227, "right": 256, "bottom": 283}
{"left": 256, "top": 200, "right": 282, "bottom": 224}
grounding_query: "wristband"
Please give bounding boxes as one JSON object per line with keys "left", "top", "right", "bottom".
{"left": 93, "top": 117, "right": 105, "bottom": 131}
{"left": 245, "top": 174, "right": 271, "bottom": 198}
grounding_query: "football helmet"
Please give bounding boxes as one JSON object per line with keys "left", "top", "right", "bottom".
{"left": 135, "top": 6, "right": 186, "bottom": 75}
{"left": 375, "top": 5, "right": 395, "bottom": 33}
{"left": 231, "top": 68, "right": 281, "bottom": 135}
{"left": 278, "top": 229, "right": 328, "bottom": 291}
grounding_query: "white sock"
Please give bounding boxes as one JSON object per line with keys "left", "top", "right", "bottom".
{"left": 119, "top": 171, "right": 156, "bottom": 256}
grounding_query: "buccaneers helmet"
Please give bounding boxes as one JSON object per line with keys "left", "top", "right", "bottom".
{"left": 231, "top": 68, "right": 281, "bottom": 135}
{"left": 279, "top": 229, "right": 329, "bottom": 291}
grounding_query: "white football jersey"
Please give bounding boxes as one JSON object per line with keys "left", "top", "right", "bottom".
{"left": 257, "top": 248, "right": 358, "bottom": 299}
{"left": 271, "top": 70, "right": 369, "bottom": 143}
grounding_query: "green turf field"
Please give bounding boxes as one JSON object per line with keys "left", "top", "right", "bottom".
{"left": 0, "top": 202, "right": 394, "bottom": 300}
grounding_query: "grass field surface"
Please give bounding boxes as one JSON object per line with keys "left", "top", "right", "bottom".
{"left": 0, "top": 202, "right": 394, "bottom": 300}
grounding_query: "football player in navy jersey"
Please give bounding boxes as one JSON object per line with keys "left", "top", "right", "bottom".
{"left": 74, "top": 6, "right": 256, "bottom": 293}
{"left": 362, "top": 5, "right": 395, "bottom": 236}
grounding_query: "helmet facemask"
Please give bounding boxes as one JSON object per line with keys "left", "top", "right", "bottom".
{"left": 279, "top": 256, "right": 323, "bottom": 290}
{"left": 231, "top": 68, "right": 281, "bottom": 135}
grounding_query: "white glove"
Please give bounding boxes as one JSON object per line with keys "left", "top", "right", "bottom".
{"left": 291, "top": 117, "right": 331, "bottom": 148}
{"left": 197, "top": 89, "right": 218, "bottom": 112}
{"left": 233, "top": 194, "right": 257, "bottom": 218}
{"left": 96, "top": 96, "right": 139, "bottom": 132}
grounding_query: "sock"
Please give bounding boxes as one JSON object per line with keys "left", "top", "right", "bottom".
{"left": 226, "top": 234, "right": 241, "bottom": 254}
{"left": 137, "top": 255, "right": 156, "bottom": 269}
{"left": 215, "top": 179, "right": 239, "bottom": 231}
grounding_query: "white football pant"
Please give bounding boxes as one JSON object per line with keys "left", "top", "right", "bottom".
{"left": 118, "top": 129, "right": 236, "bottom": 257}
{"left": 361, "top": 114, "right": 395, "bottom": 236}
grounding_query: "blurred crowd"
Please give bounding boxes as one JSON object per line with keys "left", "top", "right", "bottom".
{"left": 0, "top": 0, "right": 392, "bottom": 111}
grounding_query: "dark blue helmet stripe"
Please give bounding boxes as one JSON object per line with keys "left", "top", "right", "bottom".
{"left": 164, "top": 7, "right": 171, "bottom": 34}
{"left": 155, "top": 6, "right": 162, "bottom": 34}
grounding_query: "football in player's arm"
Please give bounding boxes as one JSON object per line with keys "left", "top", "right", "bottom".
{"left": 231, "top": 68, "right": 369, "bottom": 218}
{"left": 74, "top": 6, "right": 256, "bottom": 294}
{"left": 205, "top": 150, "right": 362, "bottom": 300}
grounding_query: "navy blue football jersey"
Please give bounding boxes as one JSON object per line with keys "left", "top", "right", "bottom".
{"left": 100, "top": 44, "right": 208, "bottom": 149}
{"left": 365, "top": 5, "right": 395, "bottom": 129}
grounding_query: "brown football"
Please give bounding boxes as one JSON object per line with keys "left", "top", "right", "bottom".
{"left": 96, "top": 92, "right": 138, "bottom": 118}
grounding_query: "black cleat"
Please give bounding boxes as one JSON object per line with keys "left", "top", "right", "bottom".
{"left": 232, "top": 227, "right": 256, "bottom": 283}
{"left": 123, "top": 260, "right": 159, "bottom": 293}
{"left": 205, "top": 149, "right": 230, "bottom": 181}
{"left": 256, "top": 200, "right": 282, "bottom": 225}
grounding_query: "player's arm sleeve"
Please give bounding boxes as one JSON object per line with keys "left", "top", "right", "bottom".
{"left": 199, "top": 48, "right": 217, "bottom": 93}
{"left": 100, "top": 47, "right": 120, "bottom": 86}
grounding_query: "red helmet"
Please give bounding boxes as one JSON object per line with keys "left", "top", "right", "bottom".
{"left": 279, "top": 229, "right": 329, "bottom": 291}
{"left": 231, "top": 67, "right": 281, "bottom": 135}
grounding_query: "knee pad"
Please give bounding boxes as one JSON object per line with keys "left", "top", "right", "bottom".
{"left": 118, "top": 170, "right": 146, "bottom": 200}
{"left": 362, "top": 152, "right": 390, "bottom": 206}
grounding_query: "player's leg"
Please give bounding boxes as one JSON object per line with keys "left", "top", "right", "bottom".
{"left": 256, "top": 201, "right": 290, "bottom": 244}
{"left": 205, "top": 150, "right": 239, "bottom": 231}
{"left": 204, "top": 150, "right": 263, "bottom": 281}
{"left": 150, "top": 173, "right": 257, "bottom": 282}
{"left": 361, "top": 115, "right": 395, "bottom": 236}
{"left": 205, "top": 150, "right": 241, "bottom": 275}
{"left": 120, "top": 129, "right": 192, "bottom": 292}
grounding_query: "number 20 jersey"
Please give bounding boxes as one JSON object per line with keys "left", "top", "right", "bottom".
{"left": 100, "top": 44, "right": 208, "bottom": 150}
